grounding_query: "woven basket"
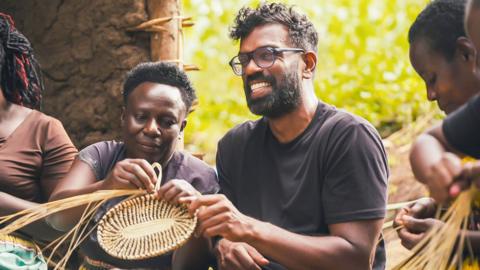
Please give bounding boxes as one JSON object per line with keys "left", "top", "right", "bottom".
{"left": 97, "top": 163, "right": 197, "bottom": 260}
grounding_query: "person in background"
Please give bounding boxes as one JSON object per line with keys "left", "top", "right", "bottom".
{"left": 0, "top": 13, "right": 78, "bottom": 270}
{"left": 395, "top": 0, "right": 480, "bottom": 252}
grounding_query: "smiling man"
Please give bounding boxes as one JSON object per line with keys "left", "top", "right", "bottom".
{"left": 182, "top": 2, "right": 389, "bottom": 270}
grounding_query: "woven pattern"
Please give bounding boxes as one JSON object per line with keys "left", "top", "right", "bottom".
{"left": 97, "top": 194, "right": 197, "bottom": 260}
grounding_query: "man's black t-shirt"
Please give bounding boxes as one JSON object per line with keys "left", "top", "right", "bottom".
{"left": 443, "top": 94, "right": 480, "bottom": 158}
{"left": 216, "top": 102, "right": 389, "bottom": 269}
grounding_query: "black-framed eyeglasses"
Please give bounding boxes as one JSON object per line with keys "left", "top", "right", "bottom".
{"left": 229, "top": 46, "right": 304, "bottom": 76}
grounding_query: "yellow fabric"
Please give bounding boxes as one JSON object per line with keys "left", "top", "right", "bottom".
{"left": 462, "top": 259, "right": 480, "bottom": 269}
{"left": 0, "top": 233, "right": 39, "bottom": 251}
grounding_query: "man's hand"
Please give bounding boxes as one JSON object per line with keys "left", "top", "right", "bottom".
{"left": 393, "top": 197, "right": 443, "bottom": 250}
{"left": 450, "top": 160, "right": 480, "bottom": 198}
{"left": 101, "top": 159, "right": 157, "bottom": 192}
{"left": 215, "top": 238, "right": 269, "bottom": 270}
{"left": 180, "top": 194, "right": 257, "bottom": 242}
{"left": 156, "top": 179, "right": 200, "bottom": 205}
{"left": 424, "top": 153, "right": 462, "bottom": 203}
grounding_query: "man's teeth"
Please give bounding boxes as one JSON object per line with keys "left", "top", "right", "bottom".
{"left": 250, "top": 82, "right": 270, "bottom": 90}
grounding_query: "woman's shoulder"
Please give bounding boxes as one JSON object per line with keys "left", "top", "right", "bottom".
{"left": 24, "top": 110, "right": 75, "bottom": 150}
{"left": 27, "top": 110, "right": 69, "bottom": 135}
{"left": 168, "top": 151, "right": 219, "bottom": 194}
{"left": 30, "top": 110, "right": 61, "bottom": 124}
{"left": 172, "top": 151, "right": 214, "bottom": 173}
{"left": 80, "top": 140, "right": 124, "bottom": 157}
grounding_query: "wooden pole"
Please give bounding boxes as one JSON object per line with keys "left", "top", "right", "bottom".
{"left": 147, "top": 0, "right": 182, "bottom": 68}
{"left": 145, "top": 0, "right": 198, "bottom": 152}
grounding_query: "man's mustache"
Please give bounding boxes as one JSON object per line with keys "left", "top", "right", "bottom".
{"left": 245, "top": 73, "right": 275, "bottom": 89}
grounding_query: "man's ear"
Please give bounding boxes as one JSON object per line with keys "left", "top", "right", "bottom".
{"left": 302, "top": 51, "right": 317, "bottom": 79}
{"left": 120, "top": 107, "right": 126, "bottom": 127}
{"left": 455, "top": 37, "right": 477, "bottom": 70}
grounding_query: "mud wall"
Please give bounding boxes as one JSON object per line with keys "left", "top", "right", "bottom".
{"left": 0, "top": 0, "right": 150, "bottom": 148}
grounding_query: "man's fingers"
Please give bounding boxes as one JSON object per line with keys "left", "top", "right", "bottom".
{"left": 233, "top": 245, "right": 262, "bottom": 270}
{"left": 431, "top": 164, "right": 455, "bottom": 188}
{"left": 178, "top": 195, "right": 197, "bottom": 204}
{"left": 197, "top": 212, "right": 230, "bottom": 237}
{"left": 398, "top": 228, "right": 425, "bottom": 250}
{"left": 402, "top": 215, "right": 439, "bottom": 234}
{"left": 393, "top": 208, "right": 409, "bottom": 228}
{"left": 162, "top": 187, "right": 182, "bottom": 203}
{"left": 429, "top": 160, "right": 459, "bottom": 203}
{"left": 409, "top": 197, "right": 436, "bottom": 218}
{"left": 196, "top": 199, "right": 231, "bottom": 221}
{"left": 442, "top": 152, "right": 463, "bottom": 178}
{"left": 220, "top": 254, "right": 243, "bottom": 270}
{"left": 449, "top": 179, "right": 470, "bottom": 198}
{"left": 156, "top": 181, "right": 172, "bottom": 198}
{"left": 180, "top": 194, "right": 227, "bottom": 214}
{"left": 246, "top": 245, "right": 269, "bottom": 266}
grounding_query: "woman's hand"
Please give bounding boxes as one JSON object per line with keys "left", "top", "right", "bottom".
{"left": 101, "top": 159, "right": 157, "bottom": 193}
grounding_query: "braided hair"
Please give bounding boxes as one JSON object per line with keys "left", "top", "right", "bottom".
{"left": 0, "top": 13, "right": 43, "bottom": 109}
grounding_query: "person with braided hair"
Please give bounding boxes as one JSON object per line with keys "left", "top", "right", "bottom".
{"left": 0, "top": 13, "right": 77, "bottom": 269}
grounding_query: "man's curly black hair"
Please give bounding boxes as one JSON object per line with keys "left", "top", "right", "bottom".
{"left": 123, "top": 62, "right": 196, "bottom": 112}
{"left": 229, "top": 2, "right": 318, "bottom": 52}
{"left": 409, "top": 0, "right": 467, "bottom": 61}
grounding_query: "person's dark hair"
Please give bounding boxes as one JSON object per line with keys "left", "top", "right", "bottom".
{"left": 123, "top": 62, "right": 196, "bottom": 112}
{"left": 0, "top": 13, "right": 43, "bottom": 109}
{"left": 230, "top": 2, "right": 318, "bottom": 52}
{"left": 409, "top": 0, "right": 467, "bottom": 61}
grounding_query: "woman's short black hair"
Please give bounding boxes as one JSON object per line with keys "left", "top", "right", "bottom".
{"left": 409, "top": 0, "right": 467, "bottom": 60}
{"left": 229, "top": 2, "right": 318, "bottom": 52}
{"left": 122, "top": 62, "right": 197, "bottom": 112}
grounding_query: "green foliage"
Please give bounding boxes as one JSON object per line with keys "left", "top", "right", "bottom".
{"left": 182, "top": 0, "right": 436, "bottom": 164}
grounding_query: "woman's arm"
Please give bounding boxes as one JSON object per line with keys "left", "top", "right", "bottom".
{"left": 46, "top": 159, "right": 103, "bottom": 231}
{"left": 47, "top": 158, "right": 158, "bottom": 231}
{"left": 0, "top": 192, "right": 63, "bottom": 241}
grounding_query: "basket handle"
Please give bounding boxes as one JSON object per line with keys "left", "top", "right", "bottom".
{"left": 152, "top": 162, "right": 163, "bottom": 191}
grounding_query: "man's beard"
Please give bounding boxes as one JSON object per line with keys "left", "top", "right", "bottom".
{"left": 244, "top": 70, "right": 301, "bottom": 118}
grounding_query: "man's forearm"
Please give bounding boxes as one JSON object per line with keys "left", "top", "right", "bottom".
{"left": 410, "top": 133, "right": 446, "bottom": 184}
{"left": 246, "top": 220, "right": 372, "bottom": 270}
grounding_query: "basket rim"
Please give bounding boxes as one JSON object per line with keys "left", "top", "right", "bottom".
{"left": 97, "top": 193, "right": 197, "bottom": 260}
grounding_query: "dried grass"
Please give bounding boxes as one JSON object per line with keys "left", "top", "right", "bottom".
{"left": 391, "top": 187, "right": 476, "bottom": 270}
